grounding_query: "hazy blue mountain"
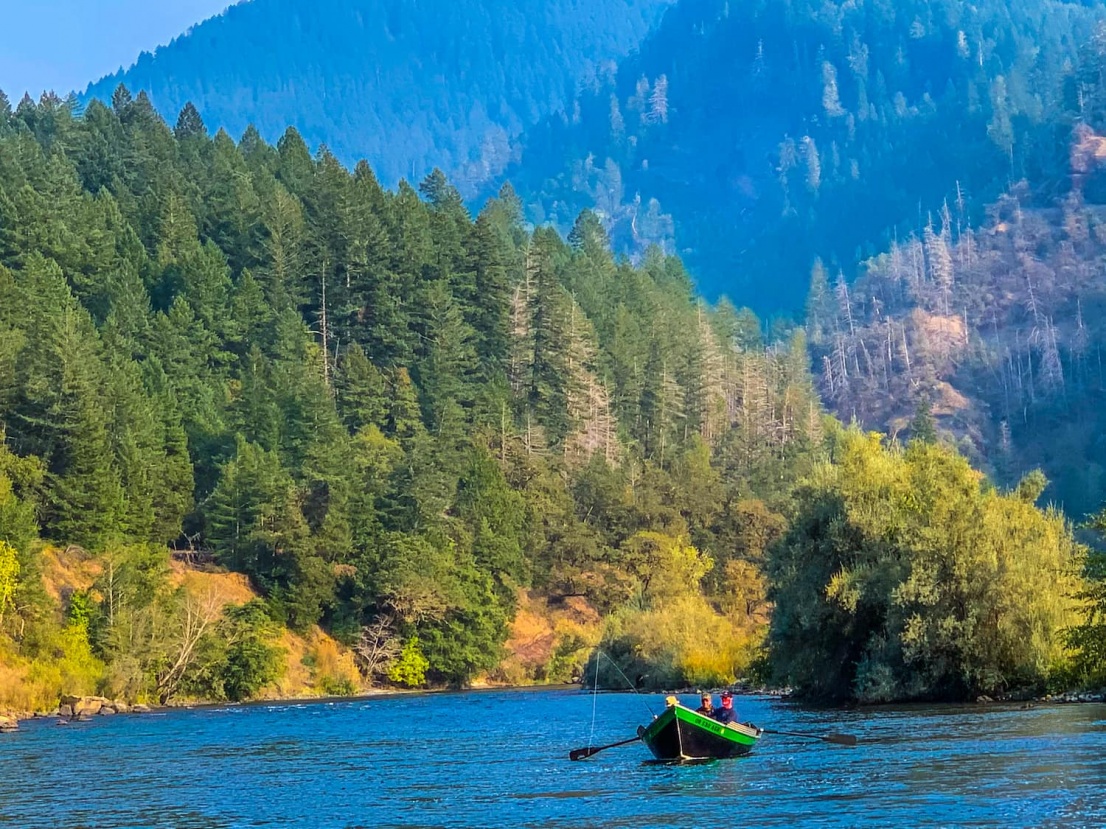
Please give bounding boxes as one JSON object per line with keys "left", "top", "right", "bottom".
{"left": 504, "top": 0, "right": 1106, "bottom": 312}
{"left": 82, "top": 0, "right": 675, "bottom": 192}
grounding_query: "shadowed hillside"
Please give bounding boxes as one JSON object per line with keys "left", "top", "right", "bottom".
{"left": 504, "top": 0, "right": 1106, "bottom": 311}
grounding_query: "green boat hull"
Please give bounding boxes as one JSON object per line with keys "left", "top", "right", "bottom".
{"left": 639, "top": 704, "right": 761, "bottom": 761}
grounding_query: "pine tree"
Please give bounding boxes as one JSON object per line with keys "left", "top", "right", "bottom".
{"left": 11, "top": 256, "right": 124, "bottom": 548}
{"left": 648, "top": 75, "right": 669, "bottom": 124}
{"left": 174, "top": 102, "right": 206, "bottom": 140}
{"left": 641, "top": 341, "right": 685, "bottom": 464}
{"left": 822, "top": 62, "right": 846, "bottom": 117}
{"left": 805, "top": 259, "right": 834, "bottom": 346}
{"left": 111, "top": 85, "right": 133, "bottom": 115}
{"left": 412, "top": 279, "right": 478, "bottom": 437}
{"left": 336, "top": 344, "right": 388, "bottom": 433}
{"left": 468, "top": 210, "right": 512, "bottom": 373}
{"left": 206, "top": 436, "right": 299, "bottom": 578}
{"left": 801, "top": 136, "right": 822, "bottom": 192}
{"left": 685, "top": 304, "right": 727, "bottom": 446}
{"left": 527, "top": 231, "right": 573, "bottom": 441}
{"left": 908, "top": 399, "right": 938, "bottom": 444}
{"left": 259, "top": 184, "right": 309, "bottom": 313}
{"left": 562, "top": 298, "right": 619, "bottom": 465}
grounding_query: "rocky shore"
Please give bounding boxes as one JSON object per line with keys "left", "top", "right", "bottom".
{"left": 54, "top": 695, "right": 154, "bottom": 720}
{"left": 0, "top": 695, "right": 155, "bottom": 732}
{"left": 0, "top": 686, "right": 408, "bottom": 733}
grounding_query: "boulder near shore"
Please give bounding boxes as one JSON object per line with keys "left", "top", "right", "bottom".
{"left": 57, "top": 696, "right": 147, "bottom": 720}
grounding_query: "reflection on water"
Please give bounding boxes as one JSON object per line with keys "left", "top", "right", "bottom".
{"left": 1, "top": 690, "right": 1105, "bottom": 828}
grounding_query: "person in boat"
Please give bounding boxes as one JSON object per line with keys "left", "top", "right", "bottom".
{"left": 713, "top": 691, "right": 737, "bottom": 724}
{"left": 696, "top": 693, "right": 715, "bottom": 716}
{"left": 665, "top": 695, "right": 678, "bottom": 707}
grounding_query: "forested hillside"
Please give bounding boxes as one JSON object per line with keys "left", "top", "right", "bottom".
{"left": 81, "top": 0, "right": 674, "bottom": 193}
{"left": 506, "top": 0, "right": 1106, "bottom": 312}
{"left": 0, "top": 88, "right": 832, "bottom": 708}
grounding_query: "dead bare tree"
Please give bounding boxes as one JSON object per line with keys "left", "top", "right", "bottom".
{"left": 156, "top": 588, "right": 222, "bottom": 704}
{"left": 355, "top": 613, "right": 402, "bottom": 681}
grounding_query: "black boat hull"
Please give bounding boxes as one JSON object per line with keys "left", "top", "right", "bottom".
{"left": 639, "top": 704, "right": 760, "bottom": 761}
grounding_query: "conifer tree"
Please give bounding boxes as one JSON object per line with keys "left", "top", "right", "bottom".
{"left": 174, "top": 102, "right": 206, "bottom": 140}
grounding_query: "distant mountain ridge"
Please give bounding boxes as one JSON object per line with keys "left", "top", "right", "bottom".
{"left": 81, "top": 0, "right": 675, "bottom": 192}
{"left": 505, "top": 0, "right": 1106, "bottom": 311}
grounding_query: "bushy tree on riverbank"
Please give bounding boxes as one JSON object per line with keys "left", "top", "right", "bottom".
{"left": 768, "top": 427, "right": 1085, "bottom": 703}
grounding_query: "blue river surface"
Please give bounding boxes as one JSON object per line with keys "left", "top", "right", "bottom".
{"left": 2, "top": 689, "right": 1106, "bottom": 828}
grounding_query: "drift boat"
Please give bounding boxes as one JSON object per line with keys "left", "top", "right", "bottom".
{"left": 637, "top": 701, "right": 762, "bottom": 761}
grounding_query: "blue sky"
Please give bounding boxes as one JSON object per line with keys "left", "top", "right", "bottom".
{"left": 0, "top": 0, "right": 237, "bottom": 99}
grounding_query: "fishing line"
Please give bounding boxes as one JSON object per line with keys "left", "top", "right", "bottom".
{"left": 599, "top": 650, "right": 656, "bottom": 717}
{"left": 584, "top": 648, "right": 658, "bottom": 753}
{"left": 587, "top": 648, "right": 600, "bottom": 751}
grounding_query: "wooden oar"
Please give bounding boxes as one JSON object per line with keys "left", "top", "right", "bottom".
{"left": 569, "top": 735, "right": 641, "bottom": 761}
{"left": 760, "top": 727, "right": 858, "bottom": 747}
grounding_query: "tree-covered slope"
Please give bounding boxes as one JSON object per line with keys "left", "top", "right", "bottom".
{"left": 504, "top": 0, "right": 1106, "bottom": 313}
{"left": 0, "top": 89, "right": 823, "bottom": 705}
{"left": 80, "top": 0, "right": 674, "bottom": 193}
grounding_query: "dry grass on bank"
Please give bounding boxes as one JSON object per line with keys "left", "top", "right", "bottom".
{"left": 492, "top": 590, "right": 602, "bottom": 685}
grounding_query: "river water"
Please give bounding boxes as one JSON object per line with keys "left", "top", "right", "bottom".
{"left": 2, "top": 689, "right": 1105, "bottom": 828}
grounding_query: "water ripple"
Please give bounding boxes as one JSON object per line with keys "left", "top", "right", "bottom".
{"left": 2, "top": 692, "right": 1105, "bottom": 828}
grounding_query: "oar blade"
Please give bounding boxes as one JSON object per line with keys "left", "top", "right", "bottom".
{"left": 762, "top": 728, "right": 859, "bottom": 747}
{"left": 568, "top": 735, "right": 640, "bottom": 761}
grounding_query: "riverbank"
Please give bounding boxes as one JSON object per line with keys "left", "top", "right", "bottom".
{"left": 652, "top": 682, "right": 1106, "bottom": 708}
{"left": 0, "top": 679, "right": 584, "bottom": 732}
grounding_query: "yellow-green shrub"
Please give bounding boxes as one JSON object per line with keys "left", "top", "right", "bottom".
{"left": 387, "top": 637, "right": 429, "bottom": 687}
{"left": 595, "top": 594, "right": 765, "bottom": 689}
{"left": 770, "top": 427, "right": 1086, "bottom": 702}
{"left": 0, "top": 624, "right": 106, "bottom": 712}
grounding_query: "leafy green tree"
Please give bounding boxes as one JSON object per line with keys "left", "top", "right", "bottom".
{"left": 0, "top": 433, "right": 42, "bottom": 554}
{"left": 417, "top": 560, "right": 509, "bottom": 686}
{"left": 220, "top": 601, "right": 282, "bottom": 701}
